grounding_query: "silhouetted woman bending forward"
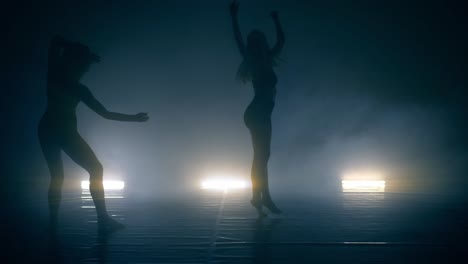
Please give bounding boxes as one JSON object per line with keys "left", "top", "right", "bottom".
{"left": 230, "top": 1, "right": 285, "bottom": 215}
{"left": 39, "top": 35, "right": 149, "bottom": 232}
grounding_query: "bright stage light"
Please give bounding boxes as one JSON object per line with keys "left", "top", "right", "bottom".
{"left": 81, "top": 180, "right": 125, "bottom": 190}
{"left": 200, "top": 179, "right": 248, "bottom": 191}
{"left": 342, "top": 170, "right": 384, "bottom": 181}
{"left": 341, "top": 180, "right": 386, "bottom": 192}
{"left": 341, "top": 169, "right": 386, "bottom": 192}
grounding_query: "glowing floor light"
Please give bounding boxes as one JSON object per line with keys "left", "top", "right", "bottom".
{"left": 81, "top": 180, "right": 125, "bottom": 190}
{"left": 342, "top": 180, "right": 385, "bottom": 193}
{"left": 201, "top": 179, "right": 248, "bottom": 191}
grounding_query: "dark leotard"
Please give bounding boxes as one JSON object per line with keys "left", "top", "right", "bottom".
{"left": 244, "top": 65, "right": 277, "bottom": 129}
{"left": 39, "top": 78, "right": 94, "bottom": 139}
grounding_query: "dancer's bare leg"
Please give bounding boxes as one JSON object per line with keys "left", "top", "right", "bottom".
{"left": 39, "top": 134, "right": 64, "bottom": 231}
{"left": 250, "top": 120, "right": 281, "bottom": 215}
{"left": 61, "top": 132, "right": 124, "bottom": 232}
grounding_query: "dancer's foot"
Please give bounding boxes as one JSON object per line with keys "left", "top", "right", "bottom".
{"left": 98, "top": 216, "right": 125, "bottom": 234}
{"left": 262, "top": 199, "right": 282, "bottom": 215}
{"left": 250, "top": 198, "right": 262, "bottom": 210}
{"left": 250, "top": 199, "right": 267, "bottom": 217}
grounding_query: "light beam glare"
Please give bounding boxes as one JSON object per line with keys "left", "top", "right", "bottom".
{"left": 81, "top": 180, "right": 125, "bottom": 190}
{"left": 342, "top": 180, "right": 386, "bottom": 192}
{"left": 200, "top": 179, "right": 248, "bottom": 191}
{"left": 341, "top": 169, "right": 386, "bottom": 192}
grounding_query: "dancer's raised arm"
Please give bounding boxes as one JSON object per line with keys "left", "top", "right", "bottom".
{"left": 80, "top": 85, "right": 149, "bottom": 122}
{"left": 230, "top": 1, "right": 246, "bottom": 56}
{"left": 269, "top": 11, "right": 285, "bottom": 57}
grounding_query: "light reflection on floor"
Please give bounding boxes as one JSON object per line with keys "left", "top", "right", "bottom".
{"left": 7, "top": 188, "right": 468, "bottom": 263}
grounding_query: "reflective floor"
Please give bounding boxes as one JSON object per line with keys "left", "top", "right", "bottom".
{"left": 5, "top": 189, "right": 468, "bottom": 263}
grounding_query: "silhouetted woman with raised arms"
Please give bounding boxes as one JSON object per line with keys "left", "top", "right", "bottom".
{"left": 39, "top": 35, "right": 149, "bottom": 233}
{"left": 230, "top": 1, "right": 285, "bottom": 215}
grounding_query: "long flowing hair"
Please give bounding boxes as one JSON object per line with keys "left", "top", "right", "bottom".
{"left": 237, "top": 30, "right": 279, "bottom": 83}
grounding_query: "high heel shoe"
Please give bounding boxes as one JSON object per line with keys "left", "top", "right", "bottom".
{"left": 250, "top": 199, "right": 267, "bottom": 217}
{"left": 98, "top": 216, "right": 125, "bottom": 234}
{"left": 262, "top": 199, "right": 282, "bottom": 214}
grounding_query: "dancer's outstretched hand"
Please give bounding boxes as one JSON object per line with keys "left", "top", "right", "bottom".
{"left": 134, "top": 112, "right": 149, "bottom": 122}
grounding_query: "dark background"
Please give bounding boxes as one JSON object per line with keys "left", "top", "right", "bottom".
{"left": 3, "top": 0, "right": 468, "bottom": 201}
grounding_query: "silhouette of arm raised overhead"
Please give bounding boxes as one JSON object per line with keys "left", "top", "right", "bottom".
{"left": 80, "top": 85, "right": 149, "bottom": 122}
{"left": 230, "top": 1, "right": 246, "bottom": 56}
{"left": 269, "top": 11, "right": 285, "bottom": 57}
